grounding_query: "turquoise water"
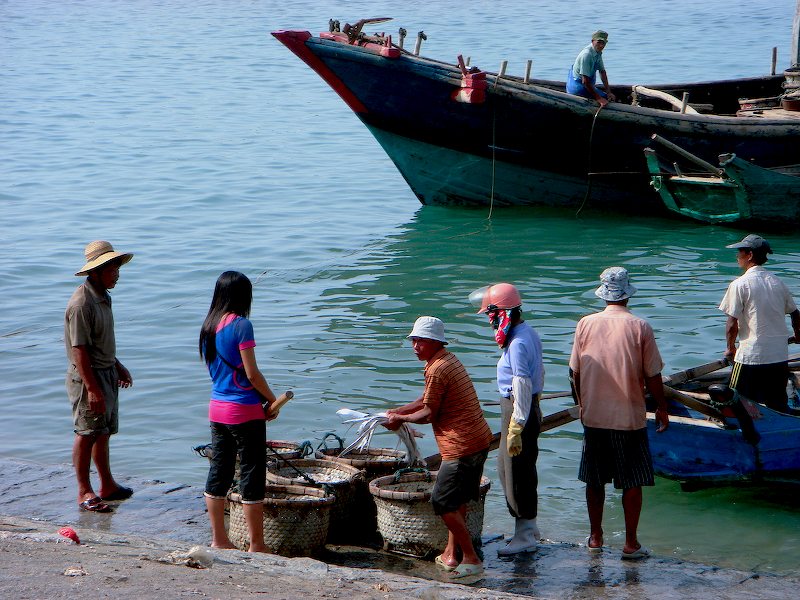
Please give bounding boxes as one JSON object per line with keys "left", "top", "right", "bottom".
{"left": 2, "top": 0, "right": 799, "bottom": 575}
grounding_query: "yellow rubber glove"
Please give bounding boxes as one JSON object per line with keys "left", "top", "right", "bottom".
{"left": 507, "top": 419, "right": 524, "bottom": 457}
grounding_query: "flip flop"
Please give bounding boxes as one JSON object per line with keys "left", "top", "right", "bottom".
{"left": 434, "top": 554, "right": 457, "bottom": 572}
{"left": 585, "top": 535, "right": 602, "bottom": 554}
{"left": 621, "top": 545, "right": 651, "bottom": 560}
{"left": 449, "top": 562, "right": 483, "bottom": 580}
{"left": 101, "top": 485, "right": 133, "bottom": 501}
{"left": 79, "top": 496, "right": 112, "bottom": 513}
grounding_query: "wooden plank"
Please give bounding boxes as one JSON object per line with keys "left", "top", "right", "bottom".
{"left": 423, "top": 406, "right": 580, "bottom": 470}
{"left": 662, "top": 358, "right": 730, "bottom": 387}
{"left": 664, "top": 385, "right": 726, "bottom": 421}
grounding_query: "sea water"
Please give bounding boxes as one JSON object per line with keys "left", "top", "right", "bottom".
{"left": 2, "top": 0, "right": 799, "bottom": 575}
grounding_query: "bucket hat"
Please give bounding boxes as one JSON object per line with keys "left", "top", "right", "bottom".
{"left": 75, "top": 240, "right": 133, "bottom": 276}
{"left": 595, "top": 266, "right": 637, "bottom": 302}
{"left": 407, "top": 316, "right": 448, "bottom": 345}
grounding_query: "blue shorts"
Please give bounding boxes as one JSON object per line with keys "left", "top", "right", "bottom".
{"left": 566, "top": 67, "right": 607, "bottom": 99}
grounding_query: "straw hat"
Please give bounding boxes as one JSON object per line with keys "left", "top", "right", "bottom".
{"left": 75, "top": 240, "right": 133, "bottom": 276}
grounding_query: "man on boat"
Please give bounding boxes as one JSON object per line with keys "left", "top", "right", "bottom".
{"left": 470, "top": 283, "right": 543, "bottom": 555}
{"left": 569, "top": 267, "right": 669, "bottom": 560}
{"left": 567, "top": 30, "right": 616, "bottom": 107}
{"left": 65, "top": 241, "right": 135, "bottom": 513}
{"left": 720, "top": 234, "right": 800, "bottom": 415}
{"left": 384, "top": 316, "right": 492, "bottom": 580}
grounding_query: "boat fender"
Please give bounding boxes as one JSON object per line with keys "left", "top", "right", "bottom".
{"left": 452, "top": 55, "right": 487, "bottom": 104}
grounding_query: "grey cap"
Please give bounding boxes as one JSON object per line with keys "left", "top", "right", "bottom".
{"left": 407, "top": 316, "right": 448, "bottom": 345}
{"left": 595, "top": 266, "right": 637, "bottom": 302}
{"left": 726, "top": 234, "right": 773, "bottom": 254}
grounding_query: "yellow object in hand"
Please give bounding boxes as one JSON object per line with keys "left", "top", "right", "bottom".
{"left": 507, "top": 419, "right": 524, "bottom": 457}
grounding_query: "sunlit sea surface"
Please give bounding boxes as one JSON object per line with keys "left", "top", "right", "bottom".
{"left": 2, "top": 0, "right": 799, "bottom": 575}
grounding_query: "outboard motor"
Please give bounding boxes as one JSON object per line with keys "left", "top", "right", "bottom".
{"left": 708, "top": 384, "right": 761, "bottom": 446}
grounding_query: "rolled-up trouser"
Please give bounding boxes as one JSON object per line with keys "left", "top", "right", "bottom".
{"left": 498, "top": 394, "right": 541, "bottom": 519}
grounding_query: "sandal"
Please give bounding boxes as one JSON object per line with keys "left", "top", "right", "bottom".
{"left": 79, "top": 496, "right": 113, "bottom": 513}
{"left": 101, "top": 486, "right": 133, "bottom": 501}
{"left": 450, "top": 562, "right": 483, "bottom": 580}
{"left": 434, "top": 554, "right": 457, "bottom": 572}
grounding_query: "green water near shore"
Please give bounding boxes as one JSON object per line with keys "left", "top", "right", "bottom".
{"left": 2, "top": 0, "right": 799, "bottom": 576}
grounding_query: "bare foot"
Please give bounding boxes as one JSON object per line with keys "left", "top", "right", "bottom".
{"left": 588, "top": 534, "right": 603, "bottom": 549}
{"left": 210, "top": 542, "right": 237, "bottom": 550}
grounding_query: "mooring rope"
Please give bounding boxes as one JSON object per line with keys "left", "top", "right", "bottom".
{"left": 575, "top": 104, "right": 605, "bottom": 217}
{"left": 488, "top": 104, "right": 497, "bottom": 220}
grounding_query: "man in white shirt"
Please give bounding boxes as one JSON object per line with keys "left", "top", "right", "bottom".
{"left": 719, "top": 234, "right": 800, "bottom": 414}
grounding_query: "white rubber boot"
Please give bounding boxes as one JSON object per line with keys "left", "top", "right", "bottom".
{"left": 497, "top": 518, "right": 539, "bottom": 555}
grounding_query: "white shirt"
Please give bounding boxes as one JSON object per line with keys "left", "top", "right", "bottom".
{"left": 719, "top": 266, "right": 797, "bottom": 365}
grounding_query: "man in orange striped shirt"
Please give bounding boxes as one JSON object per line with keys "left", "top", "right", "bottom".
{"left": 385, "top": 316, "right": 492, "bottom": 580}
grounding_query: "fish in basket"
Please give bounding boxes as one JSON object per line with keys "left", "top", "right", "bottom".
{"left": 369, "top": 470, "right": 491, "bottom": 559}
{"left": 228, "top": 484, "right": 334, "bottom": 557}
{"left": 265, "top": 458, "right": 365, "bottom": 543}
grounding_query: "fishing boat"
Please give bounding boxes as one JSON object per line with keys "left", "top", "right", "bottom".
{"left": 272, "top": 18, "right": 800, "bottom": 218}
{"left": 644, "top": 134, "right": 800, "bottom": 225}
{"left": 647, "top": 359, "right": 800, "bottom": 488}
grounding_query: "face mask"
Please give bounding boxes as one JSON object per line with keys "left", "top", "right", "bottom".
{"left": 487, "top": 308, "right": 511, "bottom": 347}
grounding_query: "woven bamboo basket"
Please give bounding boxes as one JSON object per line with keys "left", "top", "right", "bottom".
{"left": 228, "top": 484, "right": 334, "bottom": 556}
{"left": 314, "top": 447, "right": 408, "bottom": 478}
{"left": 265, "top": 458, "right": 364, "bottom": 543}
{"left": 314, "top": 447, "right": 408, "bottom": 543}
{"left": 369, "top": 471, "right": 491, "bottom": 558}
{"left": 265, "top": 440, "right": 307, "bottom": 462}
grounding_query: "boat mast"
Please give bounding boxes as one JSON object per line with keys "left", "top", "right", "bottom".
{"left": 793, "top": 0, "right": 800, "bottom": 66}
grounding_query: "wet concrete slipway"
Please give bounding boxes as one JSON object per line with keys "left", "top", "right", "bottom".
{"left": 1, "top": 458, "right": 797, "bottom": 600}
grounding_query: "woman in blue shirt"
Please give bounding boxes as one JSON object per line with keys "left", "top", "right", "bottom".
{"left": 199, "top": 271, "right": 278, "bottom": 552}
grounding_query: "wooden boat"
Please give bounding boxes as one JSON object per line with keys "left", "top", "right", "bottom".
{"left": 272, "top": 19, "right": 800, "bottom": 217}
{"left": 647, "top": 360, "right": 800, "bottom": 488}
{"left": 644, "top": 134, "right": 800, "bottom": 224}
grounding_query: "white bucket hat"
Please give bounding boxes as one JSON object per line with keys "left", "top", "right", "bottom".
{"left": 75, "top": 240, "right": 133, "bottom": 276}
{"left": 595, "top": 266, "right": 637, "bottom": 302}
{"left": 407, "top": 316, "right": 448, "bottom": 345}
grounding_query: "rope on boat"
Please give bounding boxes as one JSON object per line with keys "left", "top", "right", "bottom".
{"left": 488, "top": 104, "right": 497, "bottom": 219}
{"left": 575, "top": 104, "right": 605, "bottom": 217}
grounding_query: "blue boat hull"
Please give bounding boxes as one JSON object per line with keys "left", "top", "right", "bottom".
{"left": 647, "top": 407, "right": 800, "bottom": 484}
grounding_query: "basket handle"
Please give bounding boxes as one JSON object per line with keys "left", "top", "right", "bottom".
{"left": 317, "top": 432, "right": 345, "bottom": 451}
{"left": 392, "top": 467, "right": 431, "bottom": 483}
{"left": 297, "top": 440, "right": 314, "bottom": 457}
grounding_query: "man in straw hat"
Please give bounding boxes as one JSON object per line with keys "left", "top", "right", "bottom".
{"left": 566, "top": 30, "right": 616, "bottom": 107}
{"left": 720, "top": 234, "right": 800, "bottom": 415}
{"left": 384, "top": 316, "right": 492, "bottom": 581}
{"left": 65, "top": 241, "right": 134, "bottom": 513}
{"left": 569, "top": 267, "right": 669, "bottom": 560}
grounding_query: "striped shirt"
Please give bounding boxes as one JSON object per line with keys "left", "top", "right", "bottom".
{"left": 423, "top": 349, "right": 492, "bottom": 460}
